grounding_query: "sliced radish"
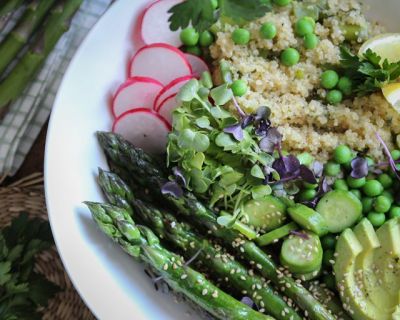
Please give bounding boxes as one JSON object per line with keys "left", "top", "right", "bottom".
{"left": 154, "top": 75, "right": 193, "bottom": 111}
{"left": 140, "top": 0, "right": 182, "bottom": 47}
{"left": 112, "top": 108, "right": 171, "bottom": 154}
{"left": 112, "top": 77, "right": 163, "bottom": 118}
{"left": 158, "top": 94, "right": 180, "bottom": 125}
{"left": 129, "top": 43, "right": 192, "bottom": 86}
{"left": 185, "top": 54, "right": 210, "bottom": 78}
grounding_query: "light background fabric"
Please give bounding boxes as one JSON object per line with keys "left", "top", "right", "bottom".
{"left": 0, "top": 0, "right": 112, "bottom": 176}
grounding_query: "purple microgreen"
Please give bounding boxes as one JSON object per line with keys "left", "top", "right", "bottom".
{"left": 350, "top": 157, "right": 369, "bottom": 178}
{"left": 299, "top": 165, "right": 318, "bottom": 184}
{"left": 290, "top": 230, "right": 310, "bottom": 240}
{"left": 240, "top": 296, "right": 255, "bottom": 308}
{"left": 302, "top": 176, "right": 331, "bottom": 209}
{"left": 311, "top": 161, "right": 324, "bottom": 178}
{"left": 223, "top": 123, "right": 244, "bottom": 141}
{"left": 272, "top": 155, "right": 301, "bottom": 179}
{"left": 161, "top": 181, "right": 183, "bottom": 198}
{"left": 232, "top": 96, "right": 246, "bottom": 118}
{"left": 241, "top": 115, "right": 255, "bottom": 128}
{"left": 255, "top": 106, "right": 271, "bottom": 121}
{"left": 255, "top": 119, "right": 271, "bottom": 136}
{"left": 172, "top": 167, "right": 187, "bottom": 187}
{"left": 375, "top": 132, "right": 400, "bottom": 180}
{"left": 259, "top": 127, "right": 282, "bottom": 152}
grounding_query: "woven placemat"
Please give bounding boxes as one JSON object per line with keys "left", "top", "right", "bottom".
{"left": 0, "top": 173, "right": 95, "bottom": 320}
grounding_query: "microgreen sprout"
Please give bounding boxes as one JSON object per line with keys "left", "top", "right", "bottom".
{"left": 375, "top": 131, "right": 400, "bottom": 180}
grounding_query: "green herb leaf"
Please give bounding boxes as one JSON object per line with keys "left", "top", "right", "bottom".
{"left": 210, "top": 84, "right": 233, "bottom": 106}
{"left": 0, "top": 261, "right": 12, "bottom": 285}
{"left": 251, "top": 185, "right": 272, "bottom": 199}
{"left": 177, "top": 79, "right": 200, "bottom": 102}
{"left": 250, "top": 164, "right": 265, "bottom": 179}
{"left": 193, "top": 133, "right": 210, "bottom": 152}
{"left": 217, "top": 215, "right": 236, "bottom": 228}
{"left": 219, "top": 0, "right": 272, "bottom": 24}
{"left": 195, "top": 116, "right": 211, "bottom": 129}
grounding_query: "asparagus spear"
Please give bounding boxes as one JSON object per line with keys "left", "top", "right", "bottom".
{"left": 0, "top": 0, "right": 24, "bottom": 18}
{"left": 98, "top": 169, "right": 301, "bottom": 320}
{"left": 0, "top": 0, "right": 56, "bottom": 76}
{"left": 97, "top": 132, "right": 337, "bottom": 320}
{"left": 0, "top": 0, "right": 83, "bottom": 110}
{"left": 85, "top": 202, "right": 272, "bottom": 320}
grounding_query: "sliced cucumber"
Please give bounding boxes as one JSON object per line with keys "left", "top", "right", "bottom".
{"left": 280, "top": 231, "right": 323, "bottom": 274}
{"left": 287, "top": 204, "right": 329, "bottom": 236}
{"left": 316, "top": 190, "right": 362, "bottom": 233}
{"left": 242, "top": 196, "right": 287, "bottom": 231}
{"left": 256, "top": 222, "right": 299, "bottom": 246}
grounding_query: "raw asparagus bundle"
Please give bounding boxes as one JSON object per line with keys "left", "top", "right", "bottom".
{"left": 97, "top": 131, "right": 336, "bottom": 320}
{"left": 98, "top": 169, "right": 301, "bottom": 320}
{"left": 0, "top": 0, "right": 83, "bottom": 110}
{"left": 85, "top": 202, "right": 272, "bottom": 320}
{"left": 0, "top": 0, "right": 56, "bottom": 75}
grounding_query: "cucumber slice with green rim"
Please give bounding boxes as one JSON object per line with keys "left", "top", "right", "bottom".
{"left": 287, "top": 204, "right": 329, "bottom": 236}
{"left": 280, "top": 231, "right": 323, "bottom": 274}
{"left": 242, "top": 196, "right": 287, "bottom": 231}
{"left": 316, "top": 190, "right": 362, "bottom": 233}
{"left": 293, "top": 265, "right": 322, "bottom": 281}
{"left": 256, "top": 222, "right": 299, "bottom": 246}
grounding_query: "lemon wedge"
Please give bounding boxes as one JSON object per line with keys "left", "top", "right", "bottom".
{"left": 382, "top": 83, "right": 400, "bottom": 111}
{"left": 359, "top": 33, "right": 400, "bottom": 64}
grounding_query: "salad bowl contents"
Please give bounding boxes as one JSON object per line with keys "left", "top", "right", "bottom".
{"left": 46, "top": 0, "right": 400, "bottom": 319}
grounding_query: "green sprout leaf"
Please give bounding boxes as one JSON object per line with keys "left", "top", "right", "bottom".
{"left": 251, "top": 185, "right": 272, "bottom": 199}
{"left": 210, "top": 84, "right": 234, "bottom": 106}
{"left": 250, "top": 164, "right": 265, "bottom": 179}
{"left": 177, "top": 79, "right": 200, "bottom": 102}
{"left": 193, "top": 133, "right": 210, "bottom": 152}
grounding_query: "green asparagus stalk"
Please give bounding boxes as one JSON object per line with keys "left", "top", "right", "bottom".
{"left": 0, "top": 0, "right": 24, "bottom": 17}
{"left": 85, "top": 202, "right": 272, "bottom": 320}
{"left": 98, "top": 169, "right": 301, "bottom": 320}
{"left": 0, "top": 0, "right": 83, "bottom": 110}
{"left": 97, "top": 132, "right": 337, "bottom": 320}
{"left": 0, "top": 0, "right": 56, "bottom": 76}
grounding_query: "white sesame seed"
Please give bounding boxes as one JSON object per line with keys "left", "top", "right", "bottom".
{"left": 212, "top": 290, "right": 218, "bottom": 298}
{"left": 181, "top": 274, "right": 188, "bottom": 280}
{"left": 202, "top": 289, "right": 208, "bottom": 296}
{"left": 163, "top": 263, "right": 169, "bottom": 270}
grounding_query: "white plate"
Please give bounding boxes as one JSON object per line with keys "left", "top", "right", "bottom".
{"left": 45, "top": 1, "right": 399, "bottom": 319}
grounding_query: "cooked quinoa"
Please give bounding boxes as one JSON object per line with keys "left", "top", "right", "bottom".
{"left": 210, "top": 0, "right": 397, "bottom": 161}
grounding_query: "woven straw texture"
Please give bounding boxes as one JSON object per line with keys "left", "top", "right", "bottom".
{"left": 0, "top": 173, "right": 95, "bottom": 320}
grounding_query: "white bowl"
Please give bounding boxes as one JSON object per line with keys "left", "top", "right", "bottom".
{"left": 45, "top": 1, "right": 399, "bottom": 319}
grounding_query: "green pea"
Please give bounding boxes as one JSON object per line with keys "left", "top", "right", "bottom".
{"left": 363, "top": 180, "right": 384, "bottom": 197}
{"left": 326, "top": 90, "right": 343, "bottom": 105}
{"left": 180, "top": 27, "right": 200, "bottom": 46}
{"left": 321, "top": 234, "right": 336, "bottom": 250}
{"left": 350, "top": 189, "right": 362, "bottom": 199}
{"left": 347, "top": 176, "right": 366, "bottom": 189}
{"left": 361, "top": 197, "right": 374, "bottom": 214}
{"left": 322, "top": 274, "right": 336, "bottom": 290}
{"left": 334, "top": 179, "right": 348, "bottom": 191}
{"left": 211, "top": 0, "right": 218, "bottom": 9}
{"left": 273, "top": 0, "right": 292, "bottom": 6}
{"left": 260, "top": 22, "right": 277, "bottom": 39}
{"left": 378, "top": 173, "right": 393, "bottom": 189}
{"left": 334, "top": 145, "right": 352, "bottom": 164}
{"left": 295, "top": 17, "right": 315, "bottom": 36}
{"left": 199, "top": 30, "right": 214, "bottom": 47}
{"left": 391, "top": 149, "right": 400, "bottom": 160}
{"left": 321, "top": 70, "right": 339, "bottom": 89}
{"left": 367, "top": 212, "right": 386, "bottom": 227}
{"left": 231, "top": 79, "right": 248, "bottom": 97}
{"left": 304, "top": 33, "right": 319, "bottom": 49}
{"left": 232, "top": 28, "right": 250, "bottom": 45}
{"left": 373, "top": 195, "right": 392, "bottom": 213}
{"left": 337, "top": 77, "right": 353, "bottom": 96}
{"left": 297, "top": 152, "right": 314, "bottom": 166}
{"left": 298, "top": 189, "right": 317, "bottom": 201}
{"left": 184, "top": 45, "right": 202, "bottom": 56}
{"left": 280, "top": 48, "right": 300, "bottom": 66}
{"left": 389, "top": 206, "right": 400, "bottom": 219}
{"left": 323, "top": 249, "right": 335, "bottom": 268}
{"left": 382, "top": 190, "right": 394, "bottom": 204}
{"left": 324, "top": 161, "right": 341, "bottom": 177}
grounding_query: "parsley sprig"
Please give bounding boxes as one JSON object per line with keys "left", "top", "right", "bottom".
{"left": 340, "top": 46, "right": 400, "bottom": 96}
{"left": 0, "top": 213, "right": 59, "bottom": 320}
{"left": 168, "top": 0, "right": 272, "bottom": 33}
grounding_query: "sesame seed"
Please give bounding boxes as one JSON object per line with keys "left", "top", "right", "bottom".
{"left": 163, "top": 263, "right": 169, "bottom": 270}
{"left": 202, "top": 289, "right": 208, "bottom": 296}
{"left": 240, "top": 275, "right": 246, "bottom": 281}
{"left": 259, "top": 308, "right": 265, "bottom": 313}
{"left": 256, "top": 264, "right": 262, "bottom": 269}
{"left": 181, "top": 274, "right": 188, "bottom": 280}
{"left": 212, "top": 290, "right": 218, "bottom": 298}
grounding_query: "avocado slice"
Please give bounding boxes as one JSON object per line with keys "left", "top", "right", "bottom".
{"left": 334, "top": 218, "right": 400, "bottom": 320}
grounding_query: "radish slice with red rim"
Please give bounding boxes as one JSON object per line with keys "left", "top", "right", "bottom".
{"left": 112, "top": 108, "right": 171, "bottom": 154}
{"left": 154, "top": 75, "right": 193, "bottom": 111}
{"left": 140, "top": 0, "right": 182, "bottom": 47}
{"left": 185, "top": 53, "right": 210, "bottom": 78}
{"left": 129, "top": 43, "right": 192, "bottom": 86}
{"left": 112, "top": 77, "right": 163, "bottom": 118}
{"left": 158, "top": 94, "right": 179, "bottom": 125}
